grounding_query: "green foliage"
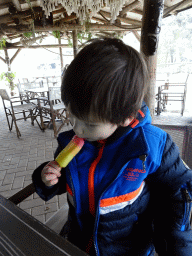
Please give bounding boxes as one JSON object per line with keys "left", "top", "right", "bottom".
{"left": 0, "top": 72, "right": 16, "bottom": 91}
{"left": 23, "top": 32, "right": 33, "bottom": 38}
{"left": 0, "top": 38, "right": 6, "bottom": 50}
{"left": 77, "top": 32, "right": 92, "bottom": 42}
{"left": 68, "top": 38, "right": 73, "bottom": 47}
{"left": 112, "top": 32, "right": 123, "bottom": 39}
{"left": 52, "top": 31, "right": 61, "bottom": 39}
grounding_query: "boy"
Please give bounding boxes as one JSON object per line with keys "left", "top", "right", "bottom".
{"left": 32, "top": 38, "right": 192, "bottom": 256}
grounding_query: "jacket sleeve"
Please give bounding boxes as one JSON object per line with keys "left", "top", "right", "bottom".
{"left": 147, "top": 133, "right": 192, "bottom": 256}
{"left": 32, "top": 144, "right": 66, "bottom": 202}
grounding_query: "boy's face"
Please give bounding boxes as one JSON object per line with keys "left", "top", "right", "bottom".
{"left": 68, "top": 111, "right": 118, "bottom": 142}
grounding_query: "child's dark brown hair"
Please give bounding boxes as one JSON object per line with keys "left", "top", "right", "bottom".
{"left": 61, "top": 37, "right": 148, "bottom": 124}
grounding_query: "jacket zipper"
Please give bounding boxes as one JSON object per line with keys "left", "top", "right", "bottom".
{"left": 181, "top": 187, "right": 192, "bottom": 231}
{"left": 88, "top": 140, "right": 106, "bottom": 217}
{"left": 93, "top": 154, "right": 147, "bottom": 255}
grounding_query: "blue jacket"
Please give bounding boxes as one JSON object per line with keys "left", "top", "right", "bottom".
{"left": 32, "top": 103, "right": 192, "bottom": 256}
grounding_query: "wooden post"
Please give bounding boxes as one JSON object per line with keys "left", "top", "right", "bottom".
{"left": 58, "top": 37, "right": 63, "bottom": 73}
{"left": 72, "top": 30, "right": 78, "bottom": 58}
{"left": 140, "top": 0, "right": 164, "bottom": 118}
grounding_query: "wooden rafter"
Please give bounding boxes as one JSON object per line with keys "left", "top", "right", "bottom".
{"left": 0, "top": 55, "right": 6, "bottom": 63}
{"left": 10, "top": 48, "right": 21, "bottom": 64}
{"left": 163, "top": 0, "right": 192, "bottom": 17}
{"left": 12, "top": 34, "right": 48, "bottom": 46}
{"left": 92, "top": 16, "right": 109, "bottom": 24}
{"left": 3, "top": 44, "right": 70, "bottom": 49}
{"left": 0, "top": 7, "right": 42, "bottom": 24}
{"left": 0, "top": 23, "right": 139, "bottom": 38}
{"left": 11, "top": 0, "right": 22, "bottom": 12}
{"left": 120, "top": 0, "right": 141, "bottom": 16}
{"left": 99, "top": 10, "right": 142, "bottom": 26}
{"left": 56, "top": 14, "right": 77, "bottom": 24}
{"left": 131, "top": 30, "right": 141, "bottom": 42}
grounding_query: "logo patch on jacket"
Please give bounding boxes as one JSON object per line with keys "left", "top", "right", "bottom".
{"left": 124, "top": 167, "right": 146, "bottom": 181}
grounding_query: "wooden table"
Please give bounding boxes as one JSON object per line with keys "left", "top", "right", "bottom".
{"left": 0, "top": 194, "right": 88, "bottom": 256}
{"left": 24, "top": 88, "right": 49, "bottom": 100}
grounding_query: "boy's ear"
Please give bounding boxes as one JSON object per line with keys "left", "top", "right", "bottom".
{"left": 120, "top": 118, "right": 134, "bottom": 127}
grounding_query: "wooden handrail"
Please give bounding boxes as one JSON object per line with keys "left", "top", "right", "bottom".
{"left": 8, "top": 183, "right": 35, "bottom": 205}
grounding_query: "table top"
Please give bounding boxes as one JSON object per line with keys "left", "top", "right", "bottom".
{"left": 25, "top": 88, "right": 49, "bottom": 93}
{"left": 0, "top": 194, "right": 88, "bottom": 256}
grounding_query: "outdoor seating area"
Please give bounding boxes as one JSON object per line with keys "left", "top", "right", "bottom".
{"left": 38, "top": 86, "right": 70, "bottom": 137}
{"left": 0, "top": 89, "right": 43, "bottom": 137}
{"left": 17, "top": 76, "right": 62, "bottom": 93}
{"left": 0, "top": 83, "right": 70, "bottom": 138}
{"left": 155, "top": 74, "right": 189, "bottom": 116}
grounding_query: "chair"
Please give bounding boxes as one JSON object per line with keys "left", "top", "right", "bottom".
{"left": 38, "top": 86, "right": 70, "bottom": 137}
{"left": 0, "top": 89, "right": 42, "bottom": 137}
{"left": 156, "top": 74, "right": 189, "bottom": 116}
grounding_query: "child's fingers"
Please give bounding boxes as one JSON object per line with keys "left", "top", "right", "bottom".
{"left": 43, "top": 173, "right": 57, "bottom": 181}
{"left": 49, "top": 177, "right": 59, "bottom": 186}
{"left": 45, "top": 177, "right": 59, "bottom": 187}
{"left": 43, "top": 168, "right": 61, "bottom": 178}
{"left": 41, "top": 161, "right": 62, "bottom": 186}
{"left": 46, "top": 161, "right": 61, "bottom": 172}
{"left": 42, "top": 162, "right": 61, "bottom": 177}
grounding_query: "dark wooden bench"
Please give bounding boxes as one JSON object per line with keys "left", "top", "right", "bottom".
{"left": 8, "top": 183, "right": 69, "bottom": 234}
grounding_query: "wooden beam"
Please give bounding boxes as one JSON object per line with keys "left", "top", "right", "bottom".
{"left": 72, "top": 30, "right": 78, "bottom": 57}
{"left": 10, "top": 48, "right": 21, "bottom": 64}
{"left": 12, "top": 0, "right": 22, "bottom": 11}
{"left": 131, "top": 8, "right": 143, "bottom": 16}
{"left": 58, "top": 37, "right": 64, "bottom": 71}
{"left": 99, "top": 10, "right": 142, "bottom": 26}
{"left": 163, "top": 0, "right": 192, "bottom": 17}
{"left": 4, "top": 48, "right": 10, "bottom": 67}
{"left": 92, "top": 16, "right": 108, "bottom": 24}
{"left": 12, "top": 34, "right": 48, "bottom": 46}
{"left": 120, "top": 0, "right": 141, "bottom": 15}
{"left": 0, "top": 7, "right": 42, "bottom": 24}
{"left": 0, "top": 23, "right": 139, "bottom": 37}
{"left": 131, "top": 30, "right": 141, "bottom": 42}
{"left": 140, "top": 0, "right": 165, "bottom": 118}
{"left": 3, "top": 44, "right": 70, "bottom": 49}
{"left": 56, "top": 14, "right": 77, "bottom": 23}
{"left": 52, "top": 8, "right": 65, "bottom": 15}
{"left": 0, "top": 56, "right": 6, "bottom": 63}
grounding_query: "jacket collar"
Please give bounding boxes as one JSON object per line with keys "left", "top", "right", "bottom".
{"left": 92, "top": 102, "right": 151, "bottom": 148}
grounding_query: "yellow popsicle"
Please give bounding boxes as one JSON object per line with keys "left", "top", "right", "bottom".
{"left": 55, "top": 135, "right": 85, "bottom": 167}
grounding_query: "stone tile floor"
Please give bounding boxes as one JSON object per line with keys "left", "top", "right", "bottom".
{"left": 0, "top": 102, "right": 71, "bottom": 224}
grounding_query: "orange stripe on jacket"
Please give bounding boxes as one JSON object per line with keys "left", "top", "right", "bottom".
{"left": 130, "top": 119, "right": 139, "bottom": 128}
{"left": 66, "top": 183, "right": 73, "bottom": 196}
{"left": 138, "top": 109, "right": 145, "bottom": 118}
{"left": 88, "top": 140, "right": 106, "bottom": 216}
{"left": 100, "top": 182, "right": 143, "bottom": 208}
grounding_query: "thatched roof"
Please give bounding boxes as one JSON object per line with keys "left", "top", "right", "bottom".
{"left": 0, "top": 0, "right": 192, "bottom": 44}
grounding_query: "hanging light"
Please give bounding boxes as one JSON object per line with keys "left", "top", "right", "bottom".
{"left": 39, "top": 0, "right": 126, "bottom": 24}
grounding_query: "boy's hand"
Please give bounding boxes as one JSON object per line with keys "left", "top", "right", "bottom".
{"left": 41, "top": 161, "right": 61, "bottom": 187}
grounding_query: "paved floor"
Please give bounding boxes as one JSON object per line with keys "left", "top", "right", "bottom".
{"left": 0, "top": 102, "right": 72, "bottom": 224}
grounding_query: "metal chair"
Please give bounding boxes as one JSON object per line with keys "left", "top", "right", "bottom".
{"left": 38, "top": 86, "right": 70, "bottom": 137}
{"left": 0, "top": 89, "right": 42, "bottom": 137}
